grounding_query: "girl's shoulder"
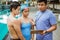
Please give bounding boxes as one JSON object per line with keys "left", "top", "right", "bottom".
{"left": 18, "top": 17, "right": 23, "bottom": 23}
{"left": 28, "top": 18, "right": 34, "bottom": 22}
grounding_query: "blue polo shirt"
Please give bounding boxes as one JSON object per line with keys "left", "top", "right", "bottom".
{"left": 35, "top": 9, "right": 57, "bottom": 40}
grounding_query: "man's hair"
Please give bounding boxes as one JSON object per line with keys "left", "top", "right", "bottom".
{"left": 37, "top": 0, "right": 47, "bottom": 5}
{"left": 10, "top": 1, "right": 20, "bottom": 12}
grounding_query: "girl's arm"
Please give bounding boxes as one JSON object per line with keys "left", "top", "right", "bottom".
{"left": 30, "top": 19, "right": 35, "bottom": 40}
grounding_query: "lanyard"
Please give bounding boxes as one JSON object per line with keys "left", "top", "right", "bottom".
{"left": 35, "top": 13, "right": 44, "bottom": 22}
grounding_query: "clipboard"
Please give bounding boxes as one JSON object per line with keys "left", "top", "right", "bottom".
{"left": 31, "top": 30, "right": 44, "bottom": 34}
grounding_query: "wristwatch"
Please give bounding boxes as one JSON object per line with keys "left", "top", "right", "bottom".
{"left": 45, "top": 30, "right": 48, "bottom": 33}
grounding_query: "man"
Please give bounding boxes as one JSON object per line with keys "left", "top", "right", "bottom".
{"left": 7, "top": 2, "right": 25, "bottom": 40}
{"left": 35, "top": 0, "right": 57, "bottom": 40}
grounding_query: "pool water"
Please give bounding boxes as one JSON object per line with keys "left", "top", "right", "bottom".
{"left": 0, "top": 14, "right": 8, "bottom": 40}
{"left": 0, "top": 23, "right": 8, "bottom": 40}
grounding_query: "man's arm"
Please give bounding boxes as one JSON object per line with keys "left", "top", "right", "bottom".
{"left": 46, "top": 24, "right": 57, "bottom": 32}
{"left": 13, "top": 20, "right": 25, "bottom": 40}
{"left": 42, "top": 24, "right": 57, "bottom": 35}
{"left": 46, "top": 12, "right": 57, "bottom": 32}
{"left": 42, "top": 12, "right": 57, "bottom": 35}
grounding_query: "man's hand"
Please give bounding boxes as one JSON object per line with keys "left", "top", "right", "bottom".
{"left": 40, "top": 30, "right": 47, "bottom": 35}
{"left": 43, "top": 30, "right": 47, "bottom": 35}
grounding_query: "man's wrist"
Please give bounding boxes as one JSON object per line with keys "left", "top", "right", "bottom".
{"left": 45, "top": 30, "right": 48, "bottom": 33}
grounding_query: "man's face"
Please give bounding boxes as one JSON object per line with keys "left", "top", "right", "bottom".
{"left": 37, "top": 2, "right": 47, "bottom": 11}
{"left": 14, "top": 6, "right": 20, "bottom": 15}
